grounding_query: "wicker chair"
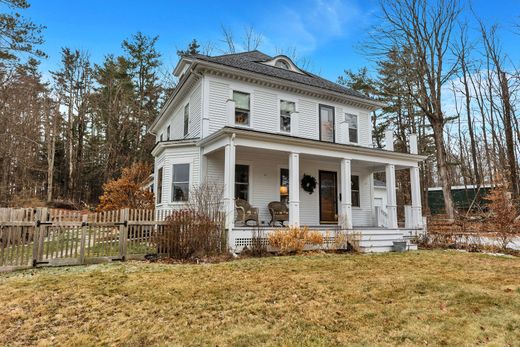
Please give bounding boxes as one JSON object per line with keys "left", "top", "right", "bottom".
{"left": 268, "top": 201, "right": 289, "bottom": 226}
{"left": 235, "top": 199, "right": 259, "bottom": 226}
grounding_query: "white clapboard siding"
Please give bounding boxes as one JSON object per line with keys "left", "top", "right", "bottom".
{"left": 208, "top": 80, "right": 229, "bottom": 134}
{"left": 157, "top": 81, "right": 202, "bottom": 142}
{"left": 297, "top": 99, "right": 319, "bottom": 140}
{"left": 252, "top": 89, "right": 278, "bottom": 133}
{"left": 189, "top": 84, "right": 202, "bottom": 137}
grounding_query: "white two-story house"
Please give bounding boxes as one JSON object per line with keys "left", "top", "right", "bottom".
{"left": 150, "top": 51, "right": 425, "bottom": 252}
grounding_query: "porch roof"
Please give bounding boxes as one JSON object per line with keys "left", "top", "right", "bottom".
{"left": 199, "top": 126, "right": 426, "bottom": 167}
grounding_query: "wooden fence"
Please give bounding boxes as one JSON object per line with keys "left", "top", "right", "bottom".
{"left": 0, "top": 208, "right": 169, "bottom": 272}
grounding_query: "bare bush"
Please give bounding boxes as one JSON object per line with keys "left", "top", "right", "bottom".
{"left": 155, "top": 182, "right": 226, "bottom": 259}
{"left": 486, "top": 176, "right": 520, "bottom": 250}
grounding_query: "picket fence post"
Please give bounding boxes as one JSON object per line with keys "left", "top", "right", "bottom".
{"left": 79, "top": 214, "right": 88, "bottom": 264}
{"left": 119, "top": 208, "right": 129, "bottom": 260}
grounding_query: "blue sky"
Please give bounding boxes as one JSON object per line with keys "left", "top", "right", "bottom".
{"left": 25, "top": 0, "right": 520, "bottom": 82}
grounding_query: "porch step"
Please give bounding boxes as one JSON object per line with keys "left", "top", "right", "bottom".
{"left": 358, "top": 230, "right": 416, "bottom": 253}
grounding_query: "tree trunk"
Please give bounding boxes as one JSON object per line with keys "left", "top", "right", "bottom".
{"left": 432, "top": 120, "right": 456, "bottom": 219}
{"left": 499, "top": 71, "right": 519, "bottom": 198}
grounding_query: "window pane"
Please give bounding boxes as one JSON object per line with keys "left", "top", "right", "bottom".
{"left": 235, "top": 184, "right": 248, "bottom": 201}
{"left": 352, "top": 191, "right": 360, "bottom": 207}
{"left": 235, "top": 165, "right": 249, "bottom": 184}
{"left": 320, "top": 105, "right": 334, "bottom": 142}
{"left": 172, "top": 183, "right": 189, "bottom": 202}
{"left": 280, "top": 100, "right": 295, "bottom": 113}
{"left": 280, "top": 115, "right": 291, "bottom": 132}
{"left": 351, "top": 175, "right": 359, "bottom": 190}
{"left": 235, "top": 109, "right": 249, "bottom": 125}
{"left": 173, "top": 164, "right": 189, "bottom": 182}
{"left": 349, "top": 128, "right": 358, "bottom": 143}
{"left": 345, "top": 113, "right": 357, "bottom": 129}
{"left": 233, "top": 91, "right": 250, "bottom": 110}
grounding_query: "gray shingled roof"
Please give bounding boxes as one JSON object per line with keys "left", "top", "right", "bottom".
{"left": 190, "top": 51, "right": 370, "bottom": 100}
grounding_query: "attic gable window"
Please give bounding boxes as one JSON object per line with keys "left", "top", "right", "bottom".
{"left": 275, "top": 59, "right": 290, "bottom": 70}
{"left": 233, "top": 91, "right": 250, "bottom": 126}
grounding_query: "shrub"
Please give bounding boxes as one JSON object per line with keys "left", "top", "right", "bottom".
{"left": 486, "top": 175, "right": 520, "bottom": 250}
{"left": 97, "top": 162, "right": 154, "bottom": 211}
{"left": 154, "top": 182, "right": 226, "bottom": 260}
{"left": 242, "top": 227, "right": 268, "bottom": 257}
{"left": 156, "top": 210, "right": 226, "bottom": 259}
{"left": 268, "top": 226, "right": 324, "bottom": 255}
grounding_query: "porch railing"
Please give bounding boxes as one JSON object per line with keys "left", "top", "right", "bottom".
{"left": 375, "top": 206, "right": 387, "bottom": 227}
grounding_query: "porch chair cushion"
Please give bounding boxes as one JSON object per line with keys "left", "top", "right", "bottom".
{"left": 235, "top": 199, "right": 259, "bottom": 226}
{"left": 268, "top": 201, "right": 289, "bottom": 226}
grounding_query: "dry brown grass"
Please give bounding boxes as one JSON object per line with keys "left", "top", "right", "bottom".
{"left": 0, "top": 251, "right": 519, "bottom": 346}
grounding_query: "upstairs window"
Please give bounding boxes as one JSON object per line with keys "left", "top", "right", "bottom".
{"left": 345, "top": 113, "right": 358, "bottom": 143}
{"left": 280, "top": 100, "right": 295, "bottom": 133}
{"left": 166, "top": 125, "right": 170, "bottom": 140}
{"left": 233, "top": 91, "right": 250, "bottom": 126}
{"left": 319, "top": 104, "right": 335, "bottom": 142}
{"left": 157, "top": 167, "right": 163, "bottom": 204}
{"left": 351, "top": 175, "right": 360, "bottom": 207}
{"left": 183, "top": 104, "right": 189, "bottom": 137}
{"left": 172, "top": 164, "right": 190, "bottom": 202}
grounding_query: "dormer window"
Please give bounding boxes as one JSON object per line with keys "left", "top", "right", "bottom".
{"left": 262, "top": 55, "right": 305, "bottom": 74}
{"left": 275, "top": 59, "right": 290, "bottom": 70}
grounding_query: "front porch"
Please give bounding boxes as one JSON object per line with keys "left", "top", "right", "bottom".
{"left": 200, "top": 127, "right": 426, "bottom": 252}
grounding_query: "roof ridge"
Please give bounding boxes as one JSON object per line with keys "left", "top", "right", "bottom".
{"left": 206, "top": 50, "right": 270, "bottom": 59}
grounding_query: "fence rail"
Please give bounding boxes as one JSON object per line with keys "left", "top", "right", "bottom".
{"left": 0, "top": 208, "right": 168, "bottom": 272}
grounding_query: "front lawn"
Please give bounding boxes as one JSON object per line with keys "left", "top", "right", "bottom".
{"left": 1, "top": 251, "right": 519, "bottom": 346}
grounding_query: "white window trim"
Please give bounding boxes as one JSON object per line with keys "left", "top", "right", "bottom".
{"left": 230, "top": 88, "right": 254, "bottom": 129}
{"left": 168, "top": 158, "right": 194, "bottom": 205}
{"left": 351, "top": 172, "right": 361, "bottom": 209}
{"left": 345, "top": 112, "right": 359, "bottom": 144}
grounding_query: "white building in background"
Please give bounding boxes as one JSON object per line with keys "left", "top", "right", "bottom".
{"left": 149, "top": 51, "right": 425, "bottom": 252}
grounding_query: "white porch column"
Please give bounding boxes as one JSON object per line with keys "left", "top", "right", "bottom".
{"left": 409, "top": 134, "right": 423, "bottom": 228}
{"left": 288, "top": 152, "right": 300, "bottom": 227}
{"left": 223, "top": 135, "right": 236, "bottom": 231}
{"left": 340, "top": 158, "right": 353, "bottom": 229}
{"left": 385, "top": 129, "right": 394, "bottom": 151}
{"left": 385, "top": 163, "right": 398, "bottom": 229}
